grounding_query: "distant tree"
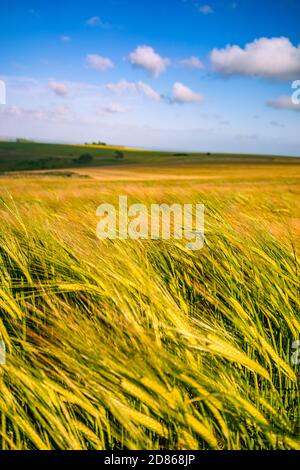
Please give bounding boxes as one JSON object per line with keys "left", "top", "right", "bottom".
{"left": 77, "top": 153, "right": 94, "bottom": 164}
{"left": 16, "top": 138, "right": 35, "bottom": 143}
{"left": 114, "top": 150, "right": 125, "bottom": 160}
{"left": 85, "top": 141, "right": 107, "bottom": 146}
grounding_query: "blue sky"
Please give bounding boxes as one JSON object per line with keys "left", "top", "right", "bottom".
{"left": 0, "top": 0, "right": 300, "bottom": 154}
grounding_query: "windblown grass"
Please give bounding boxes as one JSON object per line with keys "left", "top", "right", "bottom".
{"left": 0, "top": 167, "right": 299, "bottom": 450}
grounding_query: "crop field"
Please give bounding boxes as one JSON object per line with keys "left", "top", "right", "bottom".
{"left": 0, "top": 142, "right": 300, "bottom": 450}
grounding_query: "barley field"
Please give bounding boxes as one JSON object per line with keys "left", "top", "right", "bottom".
{"left": 0, "top": 150, "right": 299, "bottom": 449}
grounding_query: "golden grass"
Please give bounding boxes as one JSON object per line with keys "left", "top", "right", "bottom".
{"left": 0, "top": 163, "right": 299, "bottom": 449}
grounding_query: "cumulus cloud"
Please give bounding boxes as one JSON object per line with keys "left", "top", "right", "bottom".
{"left": 211, "top": 37, "right": 300, "bottom": 80}
{"left": 266, "top": 95, "right": 300, "bottom": 112}
{"left": 180, "top": 56, "right": 205, "bottom": 69}
{"left": 106, "top": 80, "right": 161, "bottom": 101}
{"left": 48, "top": 80, "right": 69, "bottom": 97}
{"left": 61, "top": 35, "right": 71, "bottom": 42}
{"left": 198, "top": 5, "right": 214, "bottom": 14}
{"left": 172, "top": 82, "right": 203, "bottom": 104}
{"left": 106, "top": 80, "right": 136, "bottom": 94}
{"left": 137, "top": 82, "right": 161, "bottom": 101}
{"left": 85, "top": 16, "right": 109, "bottom": 28}
{"left": 86, "top": 54, "right": 114, "bottom": 71}
{"left": 102, "top": 103, "right": 128, "bottom": 114}
{"left": 129, "top": 45, "right": 170, "bottom": 77}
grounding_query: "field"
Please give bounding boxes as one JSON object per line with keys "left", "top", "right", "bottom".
{"left": 0, "top": 141, "right": 300, "bottom": 450}
{"left": 0, "top": 140, "right": 298, "bottom": 173}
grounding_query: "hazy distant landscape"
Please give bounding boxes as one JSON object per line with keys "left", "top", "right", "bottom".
{"left": 1, "top": 140, "right": 299, "bottom": 173}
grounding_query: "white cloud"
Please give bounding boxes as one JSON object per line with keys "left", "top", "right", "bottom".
{"left": 129, "top": 45, "right": 170, "bottom": 77}
{"left": 137, "top": 82, "right": 161, "bottom": 101}
{"left": 198, "top": 5, "right": 214, "bottom": 14}
{"left": 106, "top": 80, "right": 161, "bottom": 101}
{"left": 266, "top": 95, "right": 300, "bottom": 112}
{"left": 180, "top": 56, "right": 205, "bottom": 69}
{"left": 48, "top": 80, "right": 69, "bottom": 97}
{"left": 0, "top": 105, "right": 72, "bottom": 121}
{"left": 61, "top": 35, "right": 71, "bottom": 42}
{"left": 4, "top": 76, "right": 106, "bottom": 106}
{"left": 86, "top": 16, "right": 109, "bottom": 28}
{"left": 106, "top": 80, "right": 136, "bottom": 94}
{"left": 211, "top": 37, "right": 300, "bottom": 80}
{"left": 172, "top": 82, "right": 203, "bottom": 104}
{"left": 86, "top": 16, "right": 100, "bottom": 26}
{"left": 102, "top": 103, "right": 128, "bottom": 114}
{"left": 86, "top": 54, "right": 114, "bottom": 71}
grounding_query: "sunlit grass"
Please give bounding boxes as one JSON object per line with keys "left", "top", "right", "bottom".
{"left": 0, "top": 166, "right": 299, "bottom": 450}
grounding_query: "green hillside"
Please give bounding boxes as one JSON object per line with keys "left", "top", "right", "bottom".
{"left": 0, "top": 141, "right": 299, "bottom": 173}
